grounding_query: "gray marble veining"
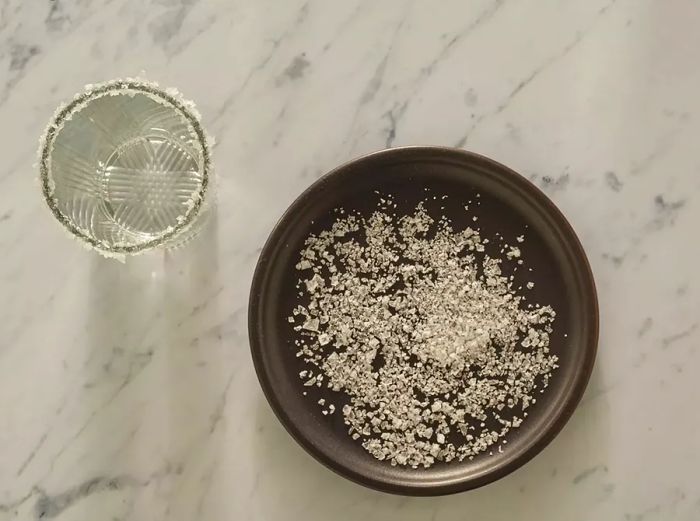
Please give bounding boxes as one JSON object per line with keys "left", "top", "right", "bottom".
{"left": 1, "top": 0, "right": 700, "bottom": 520}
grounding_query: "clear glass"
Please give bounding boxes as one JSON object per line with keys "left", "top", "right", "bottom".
{"left": 39, "top": 80, "right": 211, "bottom": 258}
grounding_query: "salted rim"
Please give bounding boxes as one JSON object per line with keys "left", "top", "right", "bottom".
{"left": 38, "top": 78, "right": 211, "bottom": 256}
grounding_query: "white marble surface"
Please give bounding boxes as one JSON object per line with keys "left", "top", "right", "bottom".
{"left": 1, "top": 0, "right": 700, "bottom": 519}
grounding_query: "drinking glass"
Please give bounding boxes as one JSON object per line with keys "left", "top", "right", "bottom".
{"left": 39, "top": 79, "right": 212, "bottom": 259}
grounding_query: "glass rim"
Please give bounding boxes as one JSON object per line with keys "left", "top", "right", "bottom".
{"left": 38, "top": 78, "right": 212, "bottom": 256}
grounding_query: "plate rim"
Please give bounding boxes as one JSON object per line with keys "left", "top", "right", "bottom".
{"left": 248, "top": 146, "right": 599, "bottom": 496}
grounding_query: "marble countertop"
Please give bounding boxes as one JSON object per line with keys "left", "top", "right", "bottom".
{"left": 2, "top": 0, "right": 700, "bottom": 519}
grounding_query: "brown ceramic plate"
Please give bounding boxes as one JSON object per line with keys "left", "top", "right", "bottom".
{"left": 249, "top": 147, "right": 598, "bottom": 496}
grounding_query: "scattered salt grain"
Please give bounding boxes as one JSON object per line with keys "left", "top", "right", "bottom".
{"left": 289, "top": 198, "right": 558, "bottom": 467}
